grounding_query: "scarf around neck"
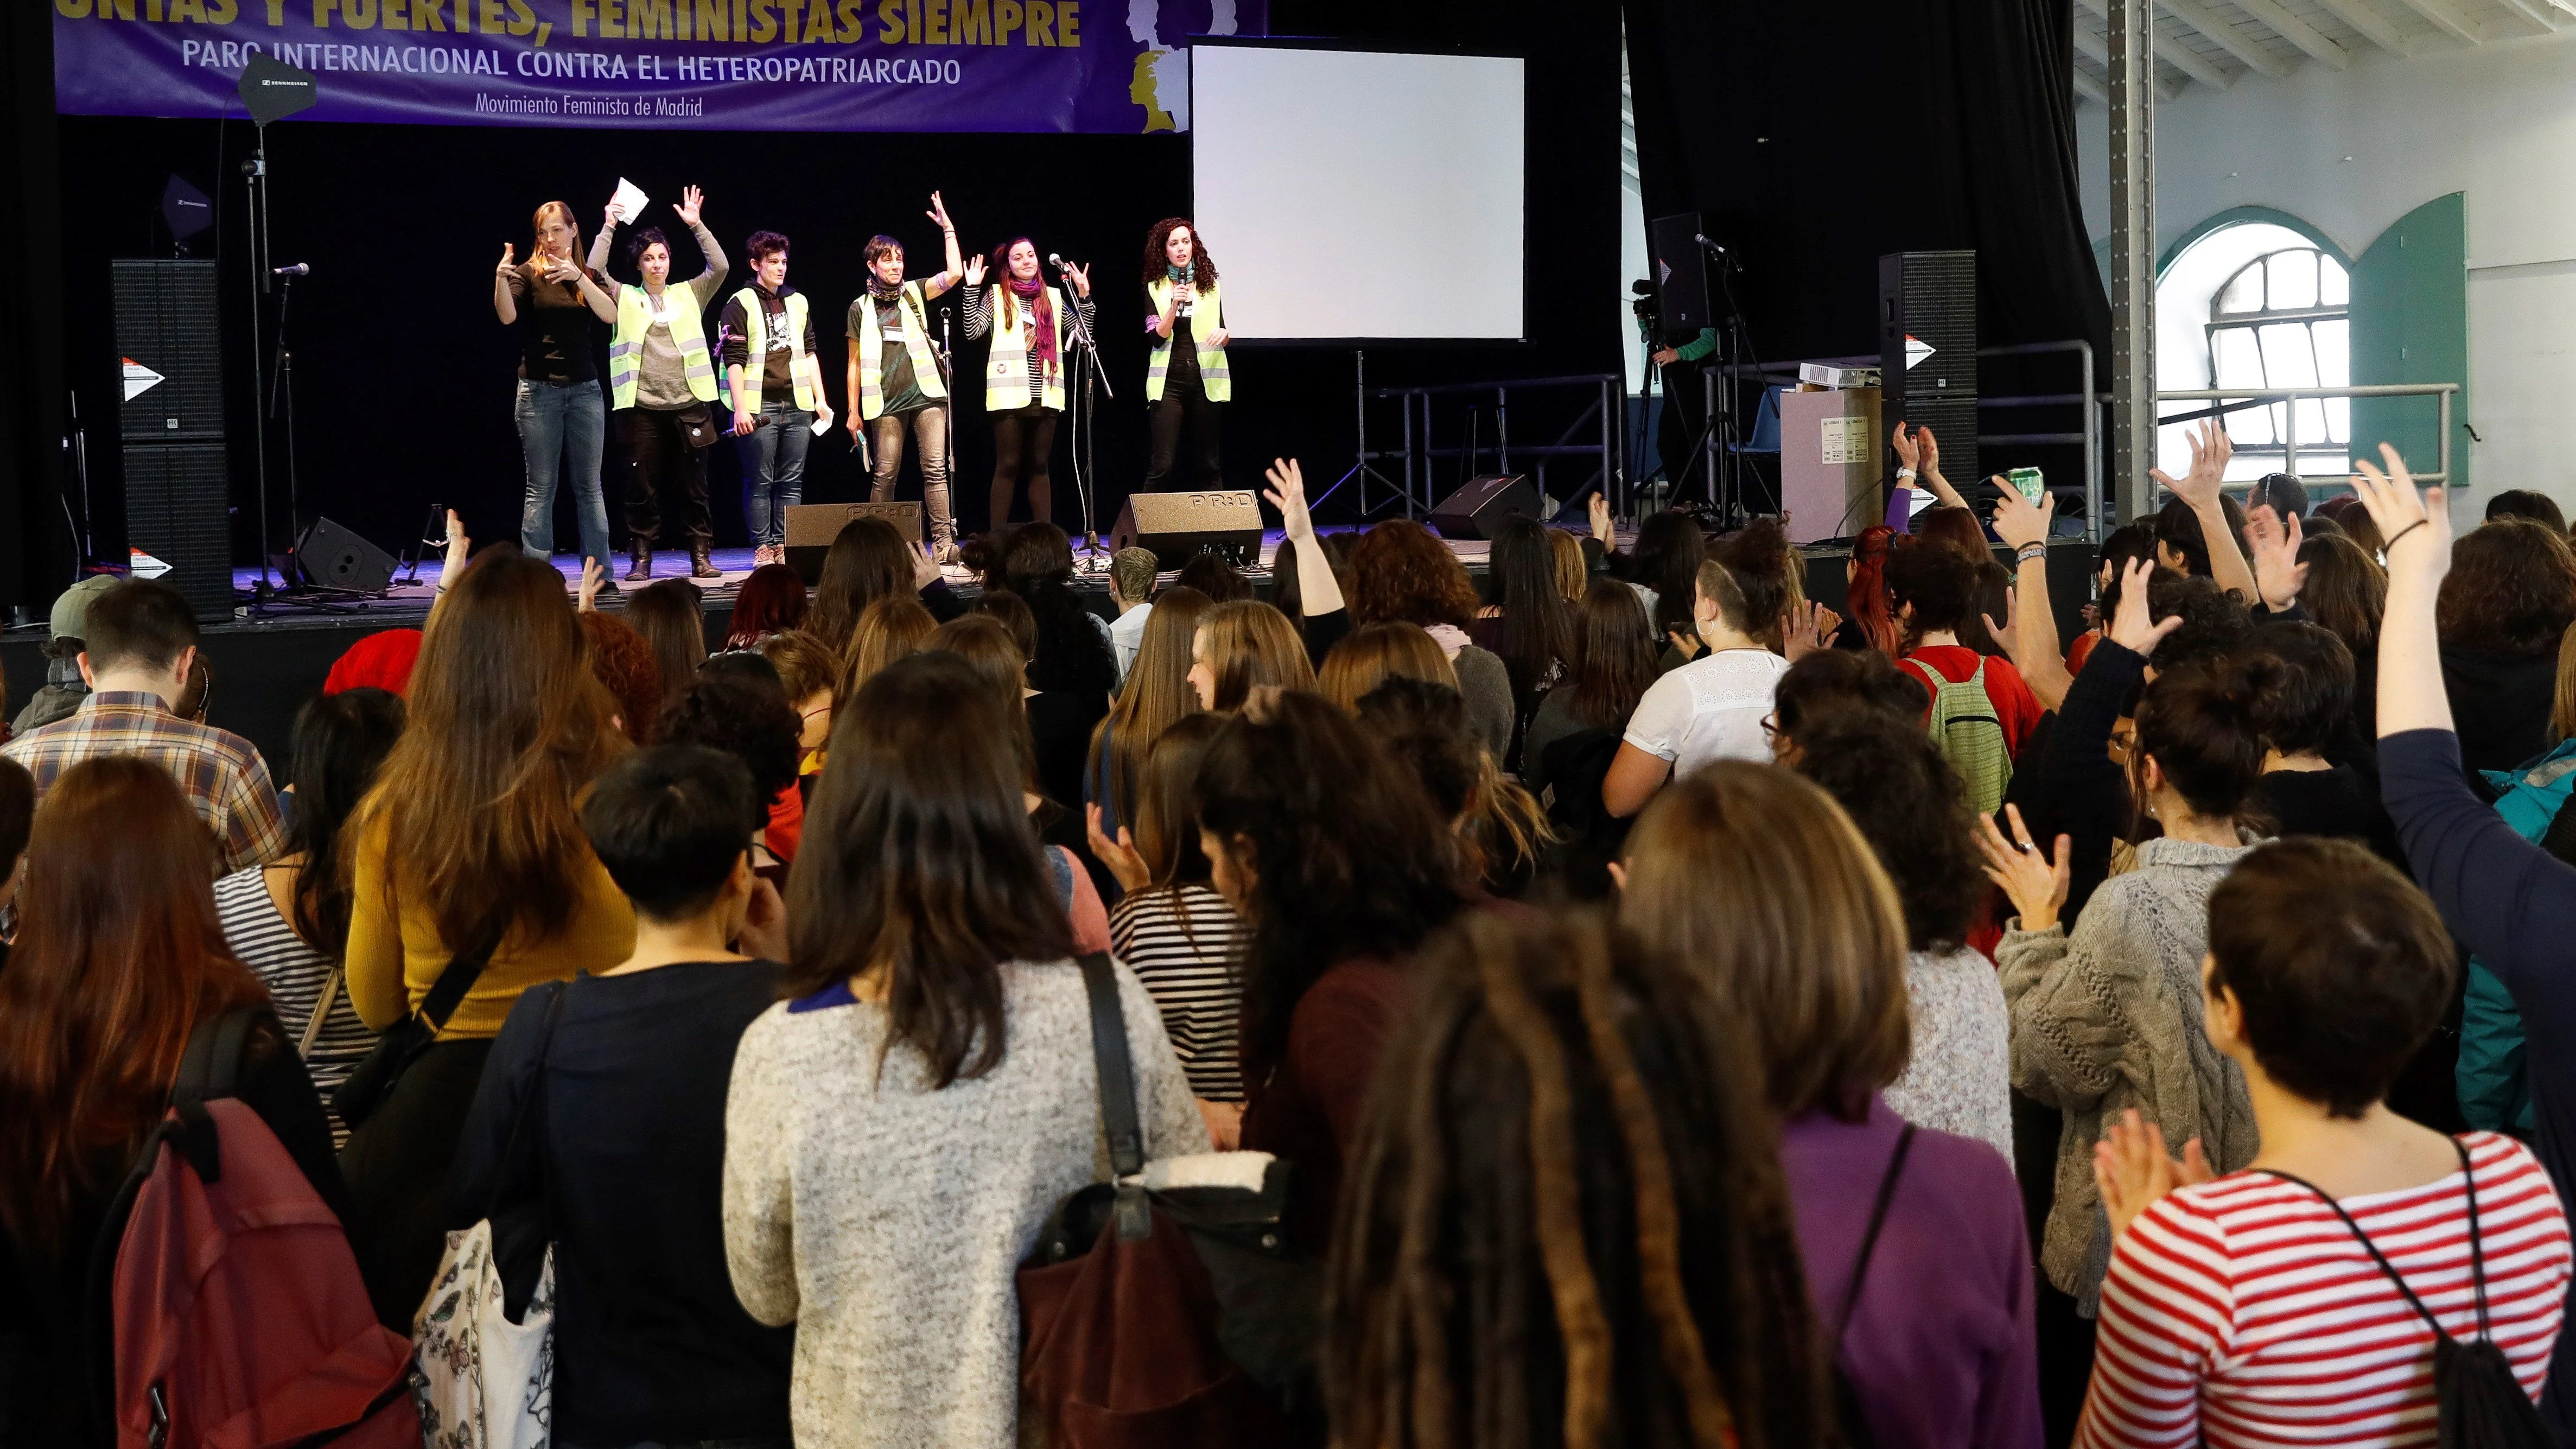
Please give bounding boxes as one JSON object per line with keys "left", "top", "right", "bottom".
{"left": 867, "top": 274, "right": 905, "bottom": 303}
{"left": 1007, "top": 274, "right": 1057, "bottom": 370}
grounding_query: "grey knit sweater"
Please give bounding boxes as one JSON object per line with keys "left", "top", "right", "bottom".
{"left": 722, "top": 959, "right": 1211, "bottom": 1449}
{"left": 1996, "top": 836, "right": 2260, "bottom": 1311}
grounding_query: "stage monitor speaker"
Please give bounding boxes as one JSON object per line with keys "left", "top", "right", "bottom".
{"left": 292, "top": 517, "right": 398, "bottom": 595}
{"left": 1109, "top": 491, "right": 1263, "bottom": 571}
{"left": 1878, "top": 251, "right": 1979, "bottom": 489}
{"left": 123, "top": 443, "right": 234, "bottom": 620}
{"left": 784, "top": 501, "right": 922, "bottom": 582}
{"left": 1427, "top": 474, "right": 1541, "bottom": 541}
{"left": 1649, "top": 212, "right": 1714, "bottom": 337}
{"left": 112, "top": 260, "right": 225, "bottom": 443}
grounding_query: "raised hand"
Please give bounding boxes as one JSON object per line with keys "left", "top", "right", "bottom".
{"left": 578, "top": 555, "right": 605, "bottom": 612}
{"left": 1065, "top": 260, "right": 1090, "bottom": 298}
{"left": 1916, "top": 423, "right": 1942, "bottom": 479}
{"left": 603, "top": 199, "right": 626, "bottom": 229}
{"left": 909, "top": 539, "right": 941, "bottom": 590}
{"left": 1976, "top": 804, "right": 2071, "bottom": 932}
{"left": 542, "top": 255, "right": 581, "bottom": 285}
{"left": 926, "top": 190, "right": 952, "bottom": 232}
{"left": 673, "top": 185, "right": 704, "bottom": 228}
{"left": 2149, "top": 419, "right": 2232, "bottom": 511}
{"left": 1990, "top": 480, "right": 2055, "bottom": 551}
{"left": 1085, "top": 804, "right": 1152, "bottom": 895}
{"left": 737, "top": 874, "right": 790, "bottom": 962}
{"left": 1588, "top": 491, "right": 1614, "bottom": 545}
{"left": 1261, "top": 457, "right": 1314, "bottom": 542}
{"left": 1981, "top": 586, "right": 2022, "bottom": 668}
{"left": 2106, "top": 557, "right": 2183, "bottom": 659}
{"left": 2351, "top": 441, "right": 2450, "bottom": 582}
{"left": 1784, "top": 600, "right": 1842, "bottom": 662}
{"left": 2243, "top": 503, "right": 2308, "bottom": 611}
{"left": 495, "top": 243, "right": 517, "bottom": 279}
{"left": 963, "top": 254, "right": 986, "bottom": 287}
{"left": 1890, "top": 420, "right": 1921, "bottom": 473}
{"left": 2094, "top": 1108, "right": 2214, "bottom": 1240}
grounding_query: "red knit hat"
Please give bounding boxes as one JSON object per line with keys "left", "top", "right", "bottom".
{"left": 322, "top": 628, "right": 423, "bottom": 697}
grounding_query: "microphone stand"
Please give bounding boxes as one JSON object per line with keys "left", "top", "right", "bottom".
{"left": 1054, "top": 261, "right": 1113, "bottom": 566}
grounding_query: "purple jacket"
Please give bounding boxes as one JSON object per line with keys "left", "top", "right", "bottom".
{"left": 1779, "top": 1095, "right": 2042, "bottom": 1449}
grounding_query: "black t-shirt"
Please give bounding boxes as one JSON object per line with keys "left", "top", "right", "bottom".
{"left": 450, "top": 962, "right": 793, "bottom": 1444}
{"left": 2253, "top": 763, "right": 2406, "bottom": 867}
{"left": 507, "top": 262, "right": 600, "bottom": 386}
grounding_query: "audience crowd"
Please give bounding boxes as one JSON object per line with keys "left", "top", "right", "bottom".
{"left": 4, "top": 430, "right": 2575, "bottom": 1449}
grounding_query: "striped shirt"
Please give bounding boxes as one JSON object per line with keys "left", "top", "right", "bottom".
{"left": 1108, "top": 882, "right": 1250, "bottom": 1102}
{"left": 1, "top": 691, "right": 286, "bottom": 875}
{"left": 213, "top": 866, "right": 374, "bottom": 1148}
{"left": 2078, "top": 1132, "right": 2571, "bottom": 1448}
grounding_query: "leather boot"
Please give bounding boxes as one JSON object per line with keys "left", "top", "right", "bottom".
{"left": 625, "top": 545, "right": 653, "bottom": 582}
{"left": 689, "top": 546, "right": 721, "bottom": 579}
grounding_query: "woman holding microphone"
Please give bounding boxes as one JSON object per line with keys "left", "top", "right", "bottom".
{"left": 1141, "top": 218, "right": 1230, "bottom": 491}
{"left": 493, "top": 201, "right": 618, "bottom": 579}
{"left": 961, "top": 237, "right": 1095, "bottom": 529}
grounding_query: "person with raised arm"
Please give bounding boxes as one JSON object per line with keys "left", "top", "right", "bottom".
{"left": 494, "top": 201, "right": 619, "bottom": 581}
{"left": 2355, "top": 442, "right": 2576, "bottom": 1437}
{"left": 961, "top": 237, "right": 1095, "bottom": 530}
{"left": 845, "top": 193, "right": 966, "bottom": 559}
{"left": 2149, "top": 420, "right": 2261, "bottom": 606}
{"left": 1887, "top": 421, "right": 1971, "bottom": 529}
{"left": 593, "top": 185, "right": 728, "bottom": 582}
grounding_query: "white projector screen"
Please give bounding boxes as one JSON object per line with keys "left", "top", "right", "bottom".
{"left": 1190, "top": 43, "right": 1524, "bottom": 343}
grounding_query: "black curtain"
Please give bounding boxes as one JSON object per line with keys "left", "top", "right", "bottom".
{"left": 1621, "top": 0, "right": 2107, "bottom": 409}
{"left": 1, "top": 5, "right": 71, "bottom": 617}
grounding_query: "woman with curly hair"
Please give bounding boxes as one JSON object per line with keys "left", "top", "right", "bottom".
{"left": 1345, "top": 518, "right": 1513, "bottom": 755}
{"left": 581, "top": 609, "right": 667, "bottom": 744}
{"left": 1140, "top": 217, "right": 1230, "bottom": 492}
{"left": 2438, "top": 516, "right": 2576, "bottom": 773}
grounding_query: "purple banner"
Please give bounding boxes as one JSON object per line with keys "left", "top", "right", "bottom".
{"left": 53, "top": 0, "right": 1260, "bottom": 132}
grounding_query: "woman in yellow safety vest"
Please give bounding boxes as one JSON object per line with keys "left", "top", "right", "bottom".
{"left": 961, "top": 236, "right": 1096, "bottom": 530}
{"left": 843, "top": 192, "right": 965, "bottom": 558}
{"left": 591, "top": 185, "right": 729, "bottom": 582}
{"left": 1140, "top": 217, "right": 1231, "bottom": 492}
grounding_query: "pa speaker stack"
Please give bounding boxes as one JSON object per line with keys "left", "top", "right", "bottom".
{"left": 112, "top": 259, "right": 233, "bottom": 620}
{"left": 1878, "top": 251, "right": 1979, "bottom": 491}
{"left": 1109, "top": 491, "right": 1263, "bottom": 571}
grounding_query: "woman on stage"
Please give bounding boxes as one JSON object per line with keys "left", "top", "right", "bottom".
{"left": 845, "top": 192, "right": 965, "bottom": 558}
{"left": 962, "top": 237, "right": 1095, "bottom": 529}
{"left": 493, "top": 201, "right": 617, "bottom": 577}
{"left": 1141, "top": 218, "right": 1230, "bottom": 491}
{"left": 591, "top": 185, "right": 728, "bottom": 581}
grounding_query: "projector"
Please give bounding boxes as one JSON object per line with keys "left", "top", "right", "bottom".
{"left": 1799, "top": 363, "right": 1880, "bottom": 390}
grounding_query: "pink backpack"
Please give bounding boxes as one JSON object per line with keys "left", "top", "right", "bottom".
{"left": 102, "top": 1011, "right": 419, "bottom": 1448}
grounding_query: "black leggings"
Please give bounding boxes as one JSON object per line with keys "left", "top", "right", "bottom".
{"left": 1144, "top": 379, "right": 1223, "bottom": 491}
{"left": 989, "top": 402, "right": 1059, "bottom": 528}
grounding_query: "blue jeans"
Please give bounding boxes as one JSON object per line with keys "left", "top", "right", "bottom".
{"left": 516, "top": 377, "right": 612, "bottom": 566}
{"left": 736, "top": 402, "right": 812, "bottom": 548}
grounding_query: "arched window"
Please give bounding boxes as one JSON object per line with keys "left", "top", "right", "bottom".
{"left": 2205, "top": 246, "right": 2350, "bottom": 477}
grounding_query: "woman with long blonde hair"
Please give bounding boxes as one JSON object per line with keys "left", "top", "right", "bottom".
{"left": 1317, "top": 621, "right": 1459, "bottom": 713}
{"left": 337, "top": 550, "right": 638, "bottom": 1326}
{"left": 494, "top": 199, "right": 620, "bottom": 575}
{"left": 1084, "top": 584, "right": 1212, "bottom": 841}
{"left": 1186, "top": 599, "right": 1316, "bottom": 711}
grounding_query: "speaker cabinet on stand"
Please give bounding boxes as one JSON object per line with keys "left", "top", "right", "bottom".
{"left": 1879, "top": 251, "right": 1979, "bottom": 499}
{"left": 111, "top": 260, "right": 233, "bottom": 619}
{"left": 1109, "top": 491, "right": 1264, "bottom": 571}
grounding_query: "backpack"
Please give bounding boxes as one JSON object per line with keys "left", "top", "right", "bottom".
{"left": 1905, "top": 656, "right": 2013, "bottom": 816}
{"left": 1017, "top": 955, "right": 1314, "bottom": 1449}
{"left": 94, "top": 1007, "right": 419, "bottom": 1449}
{"left": 2263, "top": 1138, "right": 2553, "bottom": 1449}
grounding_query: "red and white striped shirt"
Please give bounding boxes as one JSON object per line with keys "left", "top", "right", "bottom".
{"left": 2078, "top": 1132, "right": 2571, "bottom": 1448}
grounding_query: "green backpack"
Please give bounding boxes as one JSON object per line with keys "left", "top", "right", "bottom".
{"left": 1905, "top": 656, "right": 2013, "bottom": 815}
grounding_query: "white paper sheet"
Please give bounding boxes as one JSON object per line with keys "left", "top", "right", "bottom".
{"left": 609, "top": 176, "right": 650, "bottom": 224}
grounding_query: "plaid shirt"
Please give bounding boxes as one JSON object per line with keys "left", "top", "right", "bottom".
{"left": 0, "top": 691, "right": 288, "bottom": 875}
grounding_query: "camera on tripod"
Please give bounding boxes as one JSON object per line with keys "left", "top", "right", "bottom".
{"left": 1630, "top": 278, "right": 1661, "bottom": 335}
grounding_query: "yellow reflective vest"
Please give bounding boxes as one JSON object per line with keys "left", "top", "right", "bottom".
{"left": 984, "top": 283, "right": 1071, "bottom": 413}
{"left": 853, "top": 281, "right": 947, "bottom": 423}
{"left": 722, "top": 287, "right": 816, "bottom": 413}
{"left": 1144, "top": 277, "right": 1230, "bottom": 404}
{"left": 608, "top": 283, "right": 718, "bottom": 410}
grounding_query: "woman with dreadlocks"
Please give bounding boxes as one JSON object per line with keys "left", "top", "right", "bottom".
{"left": 1325, "top": 907, "right": 1834, "bottom": 1449}
{"left": 1622, "top": 762, "right": 2043, "bottom": 1449}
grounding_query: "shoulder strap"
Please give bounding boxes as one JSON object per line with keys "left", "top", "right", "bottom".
{"left": 482, "top": 980, "right": 573, "bottom": 1224}
{"left": 300, "top": 967, "right": 342, "bottom": 1058}
{"left": 1074, "top": 952, "right": 1152, "bottom": 1241}
{"left": 2260, "top": 1137, "right": 2492, "bottom": 1345}
{"left": 1837, "top": 1122, "right": 1916, "bottom": 1339}
{"left": 171, "top": 1006, "right": 265, "bottom": 1106}
{"left": 417, "top": 917, "right": 510, "bottom": 1033}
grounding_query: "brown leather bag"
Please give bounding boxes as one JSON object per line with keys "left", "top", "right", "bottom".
{"left": 1016, "top": 955, "right": 1316, "bottom": 1449}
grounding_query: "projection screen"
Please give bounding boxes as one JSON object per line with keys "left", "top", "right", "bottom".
{"left": 1189, "top": 41, "right": 1525, "bottom": 343}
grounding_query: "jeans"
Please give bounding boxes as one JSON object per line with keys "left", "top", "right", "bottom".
{"left": 735, "top": 402, "right": 812, "bottom": 548}
{"left": 989, "top": 401, "right": 1058, "bottom": 529}
{"left": 867, "top": 404, "right": 954, "bottom": 548}
{"left": 618, "top": 404, "right": 715, "bottom": 551}
{"left": 515, "top": 377, "right": 612, "bottom": 565}
{"left": 1144, "top": 377, "right": 1223, "bottom": 491}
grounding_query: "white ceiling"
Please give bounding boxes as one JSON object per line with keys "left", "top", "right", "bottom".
{"left": 2069, "top": 0, "right": 2575, "bottom": 103}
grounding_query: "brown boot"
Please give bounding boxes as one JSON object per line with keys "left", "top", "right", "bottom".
{"left": 689, "top": 546, "right": 721, "bottom": 579}
{"left": 624, "top": 546, "right": 653, "bottom": 582}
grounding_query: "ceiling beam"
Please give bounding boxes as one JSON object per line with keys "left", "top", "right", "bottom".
{"left": 2072, "top": 66, "right": 2110, "bottom": 104}
{"left": 2383, "top": 0, "right": 2484, "bottom": 45}
{"left": 2488, "top": 0, "right": 2564, "bottom": 32}
{"left": 2305, "top": 0, "right": 2411, "bottom": 55}
{"left": 2077, "top": 0, "right": 2236, "bottom": 88}
{"left": 2230, "top": 0, "right": 2355, "bottom": 66}
{"left": 2158, "top": 0, "right": 2294, "bottom": 78}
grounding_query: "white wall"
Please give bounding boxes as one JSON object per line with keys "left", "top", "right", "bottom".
{"left": 2078, "top": 29, "right": 2576, "bottom": 517}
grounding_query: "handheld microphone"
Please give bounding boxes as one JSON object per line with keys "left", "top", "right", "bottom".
{"left": 1692, "top": 234, "right": 1726, "bottom": 255}
{"left": 272, "top": 262, "right": 311, "bottom": 277}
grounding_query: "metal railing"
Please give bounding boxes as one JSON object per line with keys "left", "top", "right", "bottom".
{"left": 1326, "top": 373, "right": 1626, "bottom": 520}
{"left": 2150, "top": 383, "right": 2460, "bottom": 503}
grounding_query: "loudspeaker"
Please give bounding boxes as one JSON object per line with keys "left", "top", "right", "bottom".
{"left": 292, "top": 517, "right": 399, "bottom": 595}
{"left": 123, "top": 444, "right": 234, "bottom": 620}
{"left": 112, "top": 260, "right": 225, "bottom": 442}
{"left": 1649, "top": 212, "right": 1715, "bottom": 338}
{"left": 1109, "top": 491, "right": 1263, "bottom": 570}
{"left": 784, "top": 501, "right": 923, "bottom": 582}
{"left": 1428, "top": 474, "right": 1541, "bottom": 542}
{"left": 1878, "top": 251, "right": 1979, "bottom": 488}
